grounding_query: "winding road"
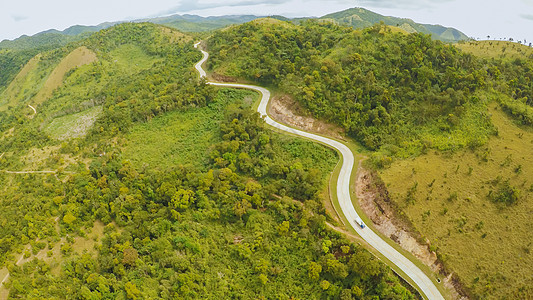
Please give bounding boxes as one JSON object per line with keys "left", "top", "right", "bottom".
{"left": 194, "top": 42, "right": 444, "bottom": 300}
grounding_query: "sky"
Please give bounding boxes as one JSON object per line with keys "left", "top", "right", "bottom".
{"left": 1, "top": 0, "right": 532, "bottom": 44}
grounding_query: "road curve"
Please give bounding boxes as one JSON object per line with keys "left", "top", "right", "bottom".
{"left": 193, "top": 42, "right": 444, "bottom": 300}
{"left": 28, "top": 104, "right": 37, "bottom": 118}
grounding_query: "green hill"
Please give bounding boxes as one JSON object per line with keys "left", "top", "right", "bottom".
{"left": 207, "top": 20, "right": 494, "bottom": 158}
{"left": 319, "top": 7, "right": 469, "bottom": 42}
{"left": 206, "top": 17, "right": 533, "bottom": 299}
{"left": 148, "top": 14, "right": 260, "bottom": 32}
{"left": 0, "top": 22, "right": 417, "bottom": 300}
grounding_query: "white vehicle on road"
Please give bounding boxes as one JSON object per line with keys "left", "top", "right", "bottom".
{"left": 354, "top": 217, "right": 366, "bottom": 229}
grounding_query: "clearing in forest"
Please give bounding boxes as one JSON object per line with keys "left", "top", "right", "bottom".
{"left": 45, "top": 106, "right": 103, "bottom": 140}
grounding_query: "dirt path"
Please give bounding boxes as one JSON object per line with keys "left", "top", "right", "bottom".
{"left": 27, "top": 104, "right": 37, "bottom": 118}
{"left": 1, "top": 170, "right": 56, "bottom": 174}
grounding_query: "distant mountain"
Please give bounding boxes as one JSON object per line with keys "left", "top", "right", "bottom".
{"left": 1, "top": 7, "right": 468, "bottom": 49}
{"left": 0, "top": 15, "right": 260, "bottom": 50}
{"left": 0, "top": 31, "right": 86, "bottom": 50}
{"left": 320, "top": 7, "right": 469, "bottom": 42}
{"left": 147, "top": 14, "right": 261, "bottom": 32}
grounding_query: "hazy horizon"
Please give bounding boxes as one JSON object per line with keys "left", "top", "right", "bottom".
{"left": 1, "top": 1, "right": 532, "bottom": 44}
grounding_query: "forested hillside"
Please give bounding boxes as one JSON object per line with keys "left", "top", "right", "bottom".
{"left": 206, "top": 18, "right": 533, "bottom": 299}
{"left": 319, "top": 8, "right": 468, "bottom": 42}
{"left": 207, "top": 19, "right": 533, "bottom": 163}
{"left": 208, "top": 20, "right": 493, "bottom": 160}
{"left": 0, "top": 22, "right": 417, "bottom": 299}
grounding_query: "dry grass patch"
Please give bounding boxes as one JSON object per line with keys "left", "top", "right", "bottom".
{"left": 456, "top": 40, "right": 533, "bottom": 60}
{"left": 20, "top": 145, "right": 78, "bottom": 172}
{"left": 32, "top": 46, "right": 97, "bottom": 106}
{"left": 71, "top": 221, "right": 105, "bottom": 254}
{"left": 380, "top": 104, "right": 533, "bottom": 298}
{"left": 160, "top": 27, "right": 191, "bottom": 43}
{"left": 0, "top": 54, "right": 41, "bottom": 111}
{"left": 380, "top": 25, "right": 410, "bottom": 35}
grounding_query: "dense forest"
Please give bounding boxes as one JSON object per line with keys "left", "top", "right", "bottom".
{"left": 207, "top": 19, "right": 533, "bottom": 165}
{"left": 0, "top": 23, "right": 416, "bottom": 299}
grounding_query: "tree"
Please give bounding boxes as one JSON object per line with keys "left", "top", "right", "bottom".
{"left": 122, "top": 248, "right": 138, "bottom": 267}
{"left": 124, "top": 281, "right": 141, "bottom": 300}
{"left": 308, "top": 261, "right": 322, "bottom": 280}
{"left": 320, "top": 280, "right": 330, "bottom": 290}
{"left": 277, "top": 221, "right": 290, "bottom": 235}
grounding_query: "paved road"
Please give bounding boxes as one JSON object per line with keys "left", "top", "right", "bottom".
{"left": 194, "top": 42, "right": 445, "bottom": 300}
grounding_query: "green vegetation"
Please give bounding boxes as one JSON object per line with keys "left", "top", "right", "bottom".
{"left": 0, "top": 49, "right": 39, "bottom": 92}
{"left": 206, "top": 19, "right": 533, "bottom": 299}
{"left": 124, "top": 89, "right": 257, "bottom": 170}
{"left": 151, "top": 15, "right": 260, "bottom": 32}
{"left": 456, "top": 40, "right": 533, "bottom": 61}
{"left": 0, "top": 21, "right": 417, "bottom": 299}
{"left": 380, "top": 106, "right": 533, "bottom": 298}
{"left": 45, "top": 106, "right": 103, "bottom": 140}
{"left": 207, "top": 20, "right": 496, "bottom": 160}
{"left": 318, "top": 7, "right": 469, "bottom": 42}
{"left": 109, "top": 44, "right": 162, "bottom": 72}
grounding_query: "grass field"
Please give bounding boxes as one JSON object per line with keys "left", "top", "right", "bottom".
{"left": 0, "top": 54, "right": 41, "bottom": 110}
{"left": 456, "top": 40, "right": 533, "bottom": 60}
{"left": 109, "top": 44, "right": 160, "bottom": 73}
{"left": 380, "top": 104, "right": 533, "bottom": 298}
{"left": 123, "top": 89, "right": 258, "bottom": 170}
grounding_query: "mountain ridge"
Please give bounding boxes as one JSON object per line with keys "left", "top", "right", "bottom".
{"left": 1, "top": 7, "right": 469, "bottom": 49}
{"left": 319, "top": 7, "right": 469, "bottom": 42}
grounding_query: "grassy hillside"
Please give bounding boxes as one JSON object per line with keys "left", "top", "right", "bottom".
{"left": 456, "top": 40, "right": 533, "bottom": 60}
{"left": 0, "top": 54, "right": 41, "bottom": 110}
{"left": 0, "top": 46, "right": 98, "bottom": 112}
{"left": 206, "top": 19, "right": 533, "bottom": 299}
{"left": 319, "top": 7, "right": 469, "bottom": 42}
{"left": 32, "top": 46, "right": 98, "bottom": 106}
{"left": 0, "top": 49, "right": 41, "bottom": 93}
{"left": 380, "top": 105, "right": 533, "bottom": 298}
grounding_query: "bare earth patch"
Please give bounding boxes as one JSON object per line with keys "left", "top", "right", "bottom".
{"left": 47, "top": 106, "right": 103, "bottom": 140}
{"left": 268, "top": 94, "right": 345, "bottom": 140}
{"left": 211, "top": 72, "right": 238, "bottom": 82}
{"left": 356, "top": 166, "right": 467, "bottom": 299}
